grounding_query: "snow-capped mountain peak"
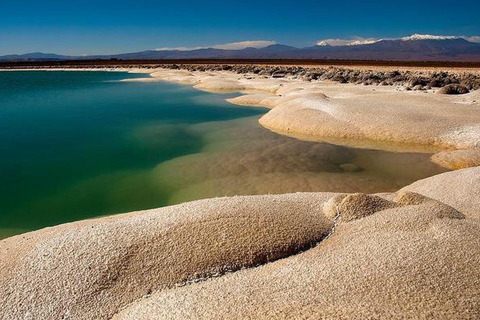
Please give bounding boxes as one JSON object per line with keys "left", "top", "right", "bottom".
{"left": 401, "top": 34, "right": 460, "bottom": 41}
{"left": 316, "top": 41, "right": 332, "bottom": 47}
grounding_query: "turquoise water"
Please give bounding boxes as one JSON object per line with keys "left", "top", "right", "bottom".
{"left": 0, "top": 71, "right": 265, "bottom": 237}
{"left": 0, "top": 71, "right": 448, "bottom": 239}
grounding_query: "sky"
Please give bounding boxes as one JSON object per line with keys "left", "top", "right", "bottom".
{"left": 1, "top": 0, "right": 479, "bottom": 55}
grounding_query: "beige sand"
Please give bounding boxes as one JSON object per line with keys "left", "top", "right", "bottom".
{"left": 115, "top": 190, "right": 479, "bottom": 320}
{"left": 1, "top": 168, "right": 480, "bottom": 319}
{"left": 0, "top": 193, "right": 333, "bottom": 319}
{"left": 401, "top": 166, "right": 480, "bottom": 219}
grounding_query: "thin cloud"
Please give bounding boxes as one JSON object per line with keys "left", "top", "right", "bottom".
{"left": 213, "top": 40, "right": 276, "bottom": 50}
{"left": 156, "top": 40, "right": 276, "bottom": 51}
{"left": 316, "top": 37, "right": 381, "bottom": 47}
{"left": 464, "top": 36, "right": 480, "bottom": 43}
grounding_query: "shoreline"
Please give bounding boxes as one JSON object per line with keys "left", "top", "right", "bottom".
{"left": 141, "top": 66, "right": 480, "bottom": 169}
{"left": 2, "top": 66, "right": 480, "bottom": 175}
{"left": 3, "top": 63, "right": 480, "bottom": 87}
{"left": 11, "top": 64, "right": 476, "bottom": 151}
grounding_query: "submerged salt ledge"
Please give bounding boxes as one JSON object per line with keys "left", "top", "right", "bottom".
{"left": 152, "top": 117, "right": 446, "bottom": 202}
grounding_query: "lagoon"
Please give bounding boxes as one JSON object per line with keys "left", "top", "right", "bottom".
{"left": 0, "top": 71, "right": 446, "bottom": 238}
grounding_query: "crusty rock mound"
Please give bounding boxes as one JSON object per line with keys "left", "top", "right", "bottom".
{"left": 335, "top": 193, "right": 397, "bottom": 222}
{"left": 437, "top": 84, "right": 470, "bottom": 94}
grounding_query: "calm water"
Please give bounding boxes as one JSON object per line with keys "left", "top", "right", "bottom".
{"left": 0, "top": 71, "right": 265, "bottom": 237}
{"left": 0, "top": 71, "right": 447, "bottom": 239}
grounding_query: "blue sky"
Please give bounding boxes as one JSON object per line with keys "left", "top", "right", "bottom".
{"left": 1, "top": 0, "right": 479, "bottom": 55}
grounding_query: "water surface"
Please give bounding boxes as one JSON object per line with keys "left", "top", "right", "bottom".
{"left": 0, "top": 71, "right": 264, "bottom": 237}
{"left": 0, "top": 71, "right": 448, "bottom": 238}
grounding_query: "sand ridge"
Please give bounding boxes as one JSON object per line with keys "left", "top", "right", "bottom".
{"left": 0, "top": 193, "right": 333, "bottom": 319}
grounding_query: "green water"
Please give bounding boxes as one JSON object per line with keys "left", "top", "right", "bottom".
{"left": 0, "top": 71, "right": 265, "bottom": 237}
{"left": 0, "top": 71, "right": 448, "bottom": 239}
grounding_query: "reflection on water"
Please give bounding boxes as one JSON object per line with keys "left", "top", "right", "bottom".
{"left": 0, "top": 71, "right": 448, "bottom": 239}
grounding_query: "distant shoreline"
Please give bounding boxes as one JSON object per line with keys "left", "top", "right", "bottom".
{"left": 3, "top": 62, "right": 480, "bottom": 91}
{"left": 2, "top": 58, "right": 480, "bottom": 69}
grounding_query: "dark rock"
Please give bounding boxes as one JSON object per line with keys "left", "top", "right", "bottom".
{"left": 437, "top": 84, "right": 470, "bottom": 95}
{"left": 272, "top": 72, "right": 286, "bottom": 78}
{"left": 332, "top": 75, "right": 347, "bottom": 83}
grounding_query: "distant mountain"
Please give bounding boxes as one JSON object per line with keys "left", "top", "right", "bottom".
{"left": 2, "top": 36, "right": 480, "bottom": 62}
{"left": 94, "top": 44, "right": 301, "bottom": 60}
{"left": 296, "top": 38, "right": 480, "bottom": 61}
{"left": 0, "top": 52, "right": 71, "bottom": 61}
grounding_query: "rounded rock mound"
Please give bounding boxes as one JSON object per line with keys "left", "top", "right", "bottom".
{"left": 0, "top": 193, "right": 333, "bottom": 320}
{"left": 437, "top": 84, "right": 470, "bottom": 95}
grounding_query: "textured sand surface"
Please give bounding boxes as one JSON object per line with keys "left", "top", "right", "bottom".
{"left": 1, "top": 169, "right": 480, "bottom": 319}
{"left": 115, "top": 191, "right": 480, "bottom": 320}
{"left": 401, "top": 166, "right": 480, "bottom": 219}
{"left": 0, "top": 193, "right": 333, "bottom": 319}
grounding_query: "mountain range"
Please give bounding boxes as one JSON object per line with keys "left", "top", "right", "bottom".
{"left": 2, "top": 36, "right": 480, "bottom": 62}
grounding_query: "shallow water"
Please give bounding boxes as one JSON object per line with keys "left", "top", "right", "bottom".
{"left": 0, "top": 71, "right": 448, "bottom": 238}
